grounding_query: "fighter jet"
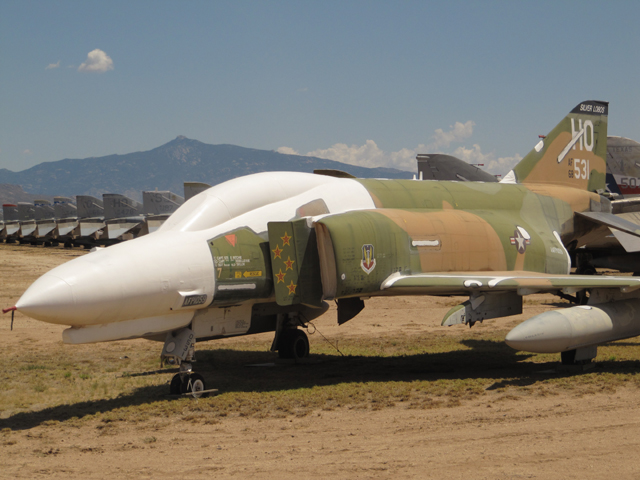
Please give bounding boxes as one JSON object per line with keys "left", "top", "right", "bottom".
{"left": 416, "top": 154, "right": 498, "bottom": 182}
{"left": 54, "top": 197, "right": 79, "bottom": 248}
{"left": 16, "top": 202, "right": 36, "bottom": 244}
{"left": 564, "top": 137, "right": 640, "bottom": 273}
{"left": 103, "top": 193, "right": 145, "bottom": 242}
{"left": 606, "top": 136, "right": 640, "bottom": 197}
{"left": 34, "top": 199, "right": 58, "bottom": 246}
{"left": 2, "top": 204, "right": 19, "bottom": 243}
{"left": 142, "top": 190, "right": 185, "bottom": 234}
{"left": 8, "top": 100, "right": 640, "bottom": 396}
{"left": 74, "top": 195, "right": 106, "bottom": 247}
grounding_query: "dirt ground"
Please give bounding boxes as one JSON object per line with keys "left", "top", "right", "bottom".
{"left": 1, "top": 244, "right": 640, "bottom": 479}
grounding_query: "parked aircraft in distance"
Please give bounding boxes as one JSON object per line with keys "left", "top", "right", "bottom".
{"left": 10, "top": 101, "right": 640, "bottom": 397}
{"left": 0, "top": 190, "right": 186, "bottom": 248}
{"left": 142, "top": 191, "right": 185, "bottom": 234}
{"left": 2, "top": 204, "right": 19, "bottom": 242}
{"left": 416, "top": 154, "right": 498, "bottom": 182}
{"left": 606, "top": 136, "right": 640, "bottom": 197}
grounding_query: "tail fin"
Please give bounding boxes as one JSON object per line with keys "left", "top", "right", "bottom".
{"left": 502, "top": 100, "right": 608, "bottom": 192}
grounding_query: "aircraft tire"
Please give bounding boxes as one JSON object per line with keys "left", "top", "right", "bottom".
{"left": 180, "top": 373, "right": 206, "bottom": 398}
{"left": 170, "top": 374, "right": 182, "bottom": 395}
{"left": 278, "top": 329, "right": 309, "bottom": 360}
{"left": 291, "top": 329, "right": 309, "bottom": 359}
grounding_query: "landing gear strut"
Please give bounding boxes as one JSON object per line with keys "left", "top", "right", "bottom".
{"left": 162, "top": 327, "right": 207, "bottom": 397}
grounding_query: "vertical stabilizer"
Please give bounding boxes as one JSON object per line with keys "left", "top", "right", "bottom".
{"left": 184, "top": 182, "right": 212, "bottom": 201}
{"left": 142, "top": 191, "right": 185, "bottom": 215}
{"left": 103, "top": 194, "right": 143, "bottom": 220}
{"left": 502, "top": 100, "right": 608, "bottom": 192}
{"left": 76, "top": 196, "right": 104, "bottom": 219}
{"left": 53, "top": 197, "right": 77, "bottom": 220}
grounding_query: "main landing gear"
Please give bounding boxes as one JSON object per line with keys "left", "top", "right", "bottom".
{"left": 278, "top": 328, "right": 310, "bottom": 360}
{"left": 161, "top": 327, "right": 207, "bottom": 398}
{"left": 272, "top": 314, "right": 310, "bottom": 360}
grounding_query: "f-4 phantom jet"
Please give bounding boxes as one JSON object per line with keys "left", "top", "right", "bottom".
{"left": 9, "top": 100, "right": 640, "bottom": 396}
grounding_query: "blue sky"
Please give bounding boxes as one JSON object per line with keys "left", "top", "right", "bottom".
{"left": 1, "top": 1, "right": 639, "bottom": 175}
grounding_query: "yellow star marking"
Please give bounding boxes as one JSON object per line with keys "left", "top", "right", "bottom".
{"left": 275, "top": 269, "right": 286, "bottom": 283}
{"left": 272, "top": 245, "right": 283, "bottom": 259}
{"left": 287, "top": 281, "right": 297, "bottom": 295}
{"left": 284, "top": 256, "right": 295, "bottom": 271}
{"left": 281, "top": 232, "right": 292, "bottom": 246}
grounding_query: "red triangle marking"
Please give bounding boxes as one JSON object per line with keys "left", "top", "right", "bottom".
{"left": 225, "top": 234, "right": 237, "bottom": 247}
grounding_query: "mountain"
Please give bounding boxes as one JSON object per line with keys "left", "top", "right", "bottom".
{"left": 0, "top": 137, "right": 414, "bottom": 201}
{"left": 0, "top": 184, "right": 54, "bottom": 205}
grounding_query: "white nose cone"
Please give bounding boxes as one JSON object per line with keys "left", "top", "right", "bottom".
{"left": 15, "top": 231, "right": 215, "bottom": 327}
{"left": 16, "top": 274, "right": 75, "bottom": 325}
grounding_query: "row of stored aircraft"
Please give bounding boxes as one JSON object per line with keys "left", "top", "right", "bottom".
{"left": 0, "top": 182, "right": 212, "bottom": 247}
{"left": 7, "top": 101, "right": 640, "bottom": 398}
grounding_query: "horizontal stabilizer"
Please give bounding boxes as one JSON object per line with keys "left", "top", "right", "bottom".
{"left": 576, "top": 211, "right": 640, "bottom": 238}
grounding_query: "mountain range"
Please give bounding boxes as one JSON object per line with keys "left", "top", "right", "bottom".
{"left": 0, "top": 136, "right": 413, "bottom": 201}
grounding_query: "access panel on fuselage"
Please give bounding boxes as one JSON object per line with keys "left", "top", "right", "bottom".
{"left": 207, "top": 227, "right": 273, "bottom": 305}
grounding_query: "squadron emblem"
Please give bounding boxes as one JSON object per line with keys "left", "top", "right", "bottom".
{"left": 361, "top": 244, "right": 376, "bottom": 274}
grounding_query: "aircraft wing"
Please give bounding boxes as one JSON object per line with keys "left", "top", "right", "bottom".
{"left": 380, "top": 271, "right": 640, "bottom": 296}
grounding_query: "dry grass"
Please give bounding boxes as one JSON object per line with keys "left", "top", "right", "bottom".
{"left": 3, "top": 328, "right": 640, "bottom": 431}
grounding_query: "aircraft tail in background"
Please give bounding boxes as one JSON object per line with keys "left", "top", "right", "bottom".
{"left": 502, "top": 100, "right": 608, "bottom": 193}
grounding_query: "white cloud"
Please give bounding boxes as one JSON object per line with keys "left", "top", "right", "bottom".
{"left": 453, "top": 144, "right": 522, "bottom": 175}
{"left": 78, "top": 49, "right": 114, "bottom": 73}
{"left": 276, "top": 146, "right": 299, "bottom": 155}
{"left": 45, "top": 61, "right": 60, "bottom": 70}
{"left": 431, "top": 121, "right": 475, "bottom": 149}
{"left": 22, "top": 149, "right": 33, "bottom": 156}
{"left": 277, "top": 121, "right": 521, "bottom": 175}
{"left": 278, "top": 122, "right": 477, "bottom": 172}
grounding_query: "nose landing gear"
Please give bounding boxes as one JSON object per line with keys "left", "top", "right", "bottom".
{"left": 169, "top": 370, "right": 206, "bottom": 397}
{"left": 162, "top": 327, "right": 209, "bottom": 398}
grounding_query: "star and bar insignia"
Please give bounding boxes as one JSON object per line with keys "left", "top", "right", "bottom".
{"left": 509, "top": 226, "right": 531, "bottom": 254}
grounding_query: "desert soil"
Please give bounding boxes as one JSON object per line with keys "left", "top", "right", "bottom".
{"left": 1, "top": 244, "right": 640, "bottom": 479}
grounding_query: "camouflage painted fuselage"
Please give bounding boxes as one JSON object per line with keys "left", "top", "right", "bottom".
{"left": 208, "top": 174, "right": 607, "bottom": 309}
{"left": 314, "top": 179, "right": 604, "bottom": 300}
